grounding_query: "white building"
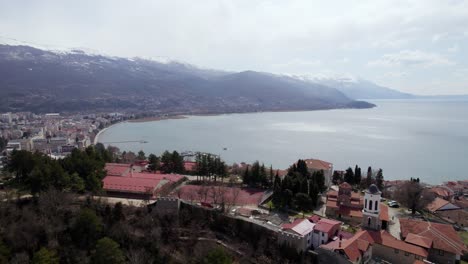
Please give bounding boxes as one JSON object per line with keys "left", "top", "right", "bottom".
{"left": 278, "top": 218, "right": 315, "bottom": 252}
{"left": 362, "top": 184, "right": 382, "bottom": 230}
{"left": 304, "top": 159, "right": 334, "bottom": 187}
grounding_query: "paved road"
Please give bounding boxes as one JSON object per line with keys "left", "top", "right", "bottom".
{"left": 387, "top": 206, "right": 401, "bottom": 239}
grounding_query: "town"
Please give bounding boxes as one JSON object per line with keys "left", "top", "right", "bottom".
{"left": 0, "top": 111, "right": 467, "bottom": 264}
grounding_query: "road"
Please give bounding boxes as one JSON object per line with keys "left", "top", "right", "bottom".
{"left": 387, "top": 206, "right": 401, "bottom": 239}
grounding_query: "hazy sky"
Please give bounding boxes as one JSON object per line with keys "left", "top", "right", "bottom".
{"left": 1, "top": 0, "right": 468, "bottom": 95}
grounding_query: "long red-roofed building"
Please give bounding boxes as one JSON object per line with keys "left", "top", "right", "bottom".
{"left": 321, "top": 229, "right": 429, "bottom": 264}
{"left": 399, "top": 218, "right": 467, "bottom": 264}
{"left": 103, "top": 163, "right": 185, "bottom": 199}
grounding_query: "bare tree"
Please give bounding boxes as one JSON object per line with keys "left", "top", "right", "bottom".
{"left": 126, "top": 248, "right": 154, "bottom": 264}
{"left": 394, "top": 180, "right": 435, "bottom": 215}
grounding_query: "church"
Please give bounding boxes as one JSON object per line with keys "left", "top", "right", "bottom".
{"left": 326, "top": 183, "right": 389, "bottom": 229}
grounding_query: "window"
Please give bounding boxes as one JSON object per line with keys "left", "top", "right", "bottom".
{"left": 368, "top": 217, "right": 371, "bottom": 226}
{"left": 439, "top": 250, "right": 444, "bottom": 256}
{"left": 322, "top": 233, "right": 324, "bottom": 237}
{"left": 415, "top": 255, "right": 420, "bottom": 260}
{"left": 369, "top": 200, "right": 373, "bottom": 210}
{"left": 394, "top": 249, "right": 399, "bottom": 254}
{"left": 375, "top": 201, "right": 378, "bottom": 210}
{"left": 404, "top": 252, "right": 409, "bottom": 256}
{"left": 365, "top": 199, "right": 367, "bottom": 208}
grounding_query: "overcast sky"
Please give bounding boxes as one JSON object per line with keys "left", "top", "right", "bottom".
{"left": 1, "top": 0, "right": 468, "bottom": 95}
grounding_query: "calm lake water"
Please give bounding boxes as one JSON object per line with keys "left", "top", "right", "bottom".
{"left": 98, "top": 100, "right": 468, "bottom": 184}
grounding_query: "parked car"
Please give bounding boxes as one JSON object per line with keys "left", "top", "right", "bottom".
{"left": 388, "top": 201, "right": 399, "bottom": 208}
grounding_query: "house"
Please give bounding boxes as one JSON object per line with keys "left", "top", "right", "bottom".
{"left": 321, "top": 229, "right": 429, "bottom": 264}
{"left": 429, "top": 186, "right": 455, "bottom": 201}
{"left": 304, "top": 158, "right": 333, "bottom": 187}
{"left": 426, "top": 197, "right": 460, "bottom": 213}
{"left": 435, "top": 209, "right": 468, "bottom": 227}
{"left": 400, "top": 218, "right": 467, "bottom": 264}
{"left": 278, "top": 218, "right": 315, "bottom": 252}
{"left": 312, "top": 218, "right": 342, "bottom": 249}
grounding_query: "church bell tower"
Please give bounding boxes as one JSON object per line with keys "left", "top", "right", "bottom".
{"left": 362, "top": 184, "right": 381, "bottom": 230}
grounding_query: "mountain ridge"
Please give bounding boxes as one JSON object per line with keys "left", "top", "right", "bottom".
{"left": 0, "top": 44, "right": 375, "bottom": 113}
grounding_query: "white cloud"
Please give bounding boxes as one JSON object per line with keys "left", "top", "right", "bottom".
{"left": 447, "top": 44, "right": 459, "bottom": 53}
{"left": 382, "top": 71, "right": 408, "bottom": 78}
{"left": 368, "top": 50, "right": 455, "bottom": 68}
{"left": 272, "top": 58, "right": 322, "bottom": 71}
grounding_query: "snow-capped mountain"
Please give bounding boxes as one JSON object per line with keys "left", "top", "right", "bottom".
{"left": 0, "top": 44, "right": 374, "bottom": 113}
{"left": 290, "top": 74, "right": 414, "bottom": 100}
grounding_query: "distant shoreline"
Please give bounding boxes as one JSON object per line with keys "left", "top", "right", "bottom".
{"left": 128, "top": 115, "right": 187, "bottom": 123}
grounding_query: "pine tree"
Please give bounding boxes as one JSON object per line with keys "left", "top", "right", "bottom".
{"left": 354, "top": 165, "right": 361, "bottom": 187}
{"left": 376, "top": 168, "right": 384, "bottom": 191}
{"left": 344, "top": 167, "right": 354, "bottom": 185}
{"left": 366, "top": 166, "right": 373, "bottom": 188}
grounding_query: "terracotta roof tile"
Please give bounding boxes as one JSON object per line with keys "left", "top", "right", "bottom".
{"left": 304, "top": 159, "right": 333, "bottom": 171}
{"left": 405, "top": 233, "right": 433, "bottom": 248}
{"left": 400, "top": 218, "right": 467, "bottom": 255}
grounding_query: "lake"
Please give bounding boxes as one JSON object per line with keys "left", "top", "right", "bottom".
{"left": 98, "top": 99, "right": 468, "bottom": 184}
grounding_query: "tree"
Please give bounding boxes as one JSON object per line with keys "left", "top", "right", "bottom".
{"left": 354, "top": 165, "right": 361, "bottom": 187}
{"left": 91, "top": 237, "right": 125, "bottom": 264}
{"left": 344, "top": 167, "right": 354, "bottom": 185}
{"left": 202, "top": 247, "right": 232, "bottom": 264}
{"left": 366, "top": 166, "right": 373, "bottom": 188}
{"left": 71, "top": 208, "right": 103, "bottom": 249}
{"left": 332, "top": 171, "right": 343, "bottom": 185}
{"left": 376, "top": 169, "right": 384, "bottom": 191}
{"left": 137, "top": 150, "right": 146, "bottom": 160}
{"left": 313, "top": 170, "right": 326, "bottom": 192}
{"left": 32, "top": 248, "right": 59, "bottom": 264}
{"left": 394, "top": 179, "right": 435, "bottom": 215}
{"left": 148, "top": 154, "right": 160, "bottom": 171}
{"left": 294, "top": 193, "right": 313, "bottom": 211}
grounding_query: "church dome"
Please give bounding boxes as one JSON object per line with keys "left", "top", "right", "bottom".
{"left": 368, "top": 184, "right": 380, "bottom": 194}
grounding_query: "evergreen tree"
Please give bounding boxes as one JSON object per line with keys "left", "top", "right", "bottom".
{"left": 242, "top": 166, "right": 250, "bottom": 185}
{"left": 91, "top": 237, "right": 125, "bottom": 264}
{"left": 344, "top": 167, "right": 354, "bottom": 185}
{"left": 376, "top": 168, "right": 384, "bottom": 191}
{"left": 332, "top": 171, "right": 343, "bottom": 185}
{"left": 32, "top": 248, "right": 59, "bottom": 264}
{"left": 354, "top": 165, "right": 362, "bottom": 187}
{"left": 148, "top": 154, "right": 160, "bottom": 171}
{"left": 137, "top": 150, "right": 146, "bottom": 160}
{"left": 366, "top": 166, "right": 373, "bottom": 187}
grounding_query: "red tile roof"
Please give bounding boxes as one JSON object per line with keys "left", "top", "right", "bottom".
{"left": 314, "top": 218, "right": 342, "bottom": 236}
{"left": 426, "top": 197, "right": 460, "bottom": 212}
{"left": 400, "top": 218, "right": 467, "bottom": 255}
{"left": 105, "top": 163, "right": 131, "bottom": 176}
{"left": 379, "top": 203, "right": 390, "bottom": 222}
{"left": 304, "top": 159, "right": 333, "bottom": 171}
{"left": 405, "top": 233, "right": 433, "bottom": 249}
{"left": 103, "top": 175, "right": 161, "bottom": 194}
{"left": 430, "top": 186, "right": 454, "bottom": 198}
{"left": 308, "top": 215, "right": 321, "bottom": 223}
{"left": 364, "top": 230, "right": 428, "bottom": 257}
{"left": 184, "top": 161, "right": 197, "bottom": 172}
{"left": 130, "top": 172, "right": 184, "bottom": 182}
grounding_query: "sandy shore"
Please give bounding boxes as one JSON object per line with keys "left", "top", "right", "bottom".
{"left": 94, "top": 115, "right": 188, "bottom": 144}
